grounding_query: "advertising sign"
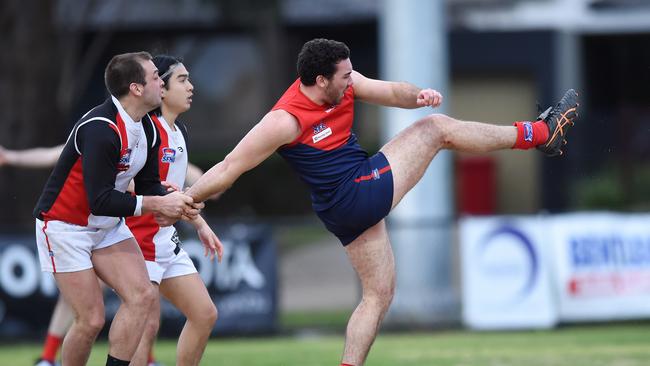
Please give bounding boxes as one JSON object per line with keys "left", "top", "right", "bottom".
{"left": 549, "top": 213, "right": 650, "bottom": 321}
{"left": 0, "top": 223, "right": 277, "bottom": 338}
{"left": 460, "top": 216, "right": 557, "bottom": 329}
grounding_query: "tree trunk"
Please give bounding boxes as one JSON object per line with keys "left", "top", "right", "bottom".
{"left": 0, "top": 0, "right": 63, "bottom": 230}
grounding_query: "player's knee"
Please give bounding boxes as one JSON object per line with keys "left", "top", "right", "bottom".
{"left": 365, "top": 279, "right": 395, "bottom": 310}
{"left": 78, "top": 310, "right": 105, "bottom": 335}
{"left": 87, "top": 316, "right": 106, "bottom": 335}
{"left": 418, "top": 114, "right": 453, "bottom": 147}
{"left": 130, "top": 283, "right": 157, "bottom": 310}
{"left": 382, "top": 279, "right": 396, "bottom": 305}
{"left": 206, "top": 303, "right": 218, "bottom": 326}
{"left": 430, "top": 113, "right": 454, "bottom": 140}
{"left": 190, "top": 302, "right": 218, "bottom": 328}
{"left": 142, "top": 285, "right": 158, "bottom": 309}
{"left": 380, "top": 275, "right": 396, "bottom": 308}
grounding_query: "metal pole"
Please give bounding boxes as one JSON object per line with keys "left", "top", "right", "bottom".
{"left": 379, "top": 0, "right": 459, "bottom": 326}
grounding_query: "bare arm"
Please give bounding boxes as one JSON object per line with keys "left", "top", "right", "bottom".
{"left": 125, "top": 162, "right": 203, "bottom": 195}
{"left": 0, "top": 144, "right": 64, "bottom": 168}
{"left": 184, "top": 162, "right": 204, "bottom": 187}
{"left": 351, "top": 70, "right": 442, "bottom": 109}
{"left": 185, "top": 162, "right": 223, "bottom": 200}
{"left": 186, "top": 214, "right": 223, "bottom": 262}
{"left": 185, "top": 110, "right": 301, "bottom": 202}
{"left": 141, "top": 191, "right": 201, "bottom": 227}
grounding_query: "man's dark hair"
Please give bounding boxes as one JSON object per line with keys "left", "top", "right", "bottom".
{"left": 152, "top": 54, "right": 183, "bottom": 90}
{"left": 150, "top": 55, "right": 183, "bottom": 116}
{"left": 104, "top": 51, "right": 153, "bottom": 98}
{"left": 297, "top": 39, "right": 350, "bottom": 86}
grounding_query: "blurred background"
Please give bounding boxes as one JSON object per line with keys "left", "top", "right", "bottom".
{"left": 1, "top": 0, "right": 650, "bottom": 360}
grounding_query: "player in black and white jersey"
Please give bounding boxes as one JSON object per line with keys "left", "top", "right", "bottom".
{"left": 33, "top": 52, "right": 202, "bottom": 366}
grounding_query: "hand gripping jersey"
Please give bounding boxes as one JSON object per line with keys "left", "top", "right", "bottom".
{"left": 126, "top": 114, "right": 189, "bottom": 262}
{"left": 33, "top": 97, "right": 166, "bottom": 229}
{"left": 272, "top": 79, "right": 369, "bottom": 211}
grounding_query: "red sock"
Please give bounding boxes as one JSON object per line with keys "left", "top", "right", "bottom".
{"left": 41, "top": 333, "right": 63, "bottom": 362}
{"left": 512, "top": 120, "right": 549, "bottom": 149}
{"left": 148, "top": 349, "right": 155, "bottom": 363}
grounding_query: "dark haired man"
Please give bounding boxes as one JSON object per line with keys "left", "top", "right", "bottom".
{"left": 186, "top": 38, "right": 578, "bottom": 365}
{"left": 33, "top": 51, "right": 201, "bottom": 366}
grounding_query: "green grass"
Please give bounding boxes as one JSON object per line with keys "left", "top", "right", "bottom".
{"left": 280, "top": 309, "right": 351, "bottom": 330}
{"left": 3, "top": 323, "right": 650, "bottom": 365}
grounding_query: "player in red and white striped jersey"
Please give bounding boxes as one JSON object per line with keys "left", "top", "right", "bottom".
{"left": 125, "top": 55, "right": 223, "bottom": 366}
{"left": 2, "top": 54, "right": 221, "bottom": 366}
{"left": 32, "top": 52, "right": 202, "bottom": 366}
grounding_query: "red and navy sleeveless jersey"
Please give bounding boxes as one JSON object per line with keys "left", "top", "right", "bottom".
{"left": 33, "top": 98, "right": 166, "bottom": 228}
{"left": 126, "top": 113, "right": 189, "bottom": 261}
{"left": 272, "top": 79, "right": 368, "bottom": 211}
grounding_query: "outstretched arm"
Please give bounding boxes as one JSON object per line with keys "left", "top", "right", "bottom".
{"left": 125, "top": 162, "right": 205, "bottom": 196}
{"left": 184, "top": 162, "right": 204, "bottom": 187}
{"left": 185, "top": 162, "right": 222, "bottom": 201}
{"left": 185, "top": 110, "right": 301, "bottom": 202}
{"left": 0, "top": 144, "right": 64, "bottom": 168}
{"left": 351, "top": 70, "right": 442, "bottom": 109}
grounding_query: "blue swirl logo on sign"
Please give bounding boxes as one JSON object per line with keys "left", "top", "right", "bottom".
{"left": 478, "top": 225, "right": 538, "bottom": 305}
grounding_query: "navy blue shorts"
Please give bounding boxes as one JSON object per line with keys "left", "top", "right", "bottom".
{"left": 315, "top": 152, "right": 394, "bottom": 246}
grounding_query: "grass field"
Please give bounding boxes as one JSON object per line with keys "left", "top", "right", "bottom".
{"left": 2, "top": 323, "right": 650, "bottom": 365}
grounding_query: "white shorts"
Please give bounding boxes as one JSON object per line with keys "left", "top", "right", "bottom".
{"left": 35, "top": 218, "right": 134, "bottom": 273}
{"left": 145, "top": 247, "right": 197, "bottom": 284}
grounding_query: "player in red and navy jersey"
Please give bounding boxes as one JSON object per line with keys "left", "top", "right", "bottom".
{"left": 189, "top": 39, "right": 578, "bottom": 365}
{"left": 33, "top": 52, "right": 202, "bottom": 366}
{"left": 126, "top": 55, "right": 223, "bottom": 366}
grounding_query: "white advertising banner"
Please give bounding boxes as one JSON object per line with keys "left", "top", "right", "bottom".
{"left": 549, "top": 213, "right": 650, "bottom": 321}
{"left": 460, "top": 216, "right": 557, "bottom": 329}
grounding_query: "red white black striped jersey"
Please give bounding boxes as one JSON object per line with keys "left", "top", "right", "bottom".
{"left": 33, "top": 97, "right": 166, "bottom": 229}
{"left": 126, "top": 113, "right": 189, "bottom": 261}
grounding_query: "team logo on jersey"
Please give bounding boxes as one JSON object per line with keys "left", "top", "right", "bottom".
{"left": 313, "top": 121, "right": 327, "bottom": 134}
{"left": 312, "top": 121, "right": 332, "bottom": 144}
{"left": 161, "top": 147, "right": 176, "bottom": 163}
{"left": 117, "top": 148, "right": 132, "bottom": 171}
